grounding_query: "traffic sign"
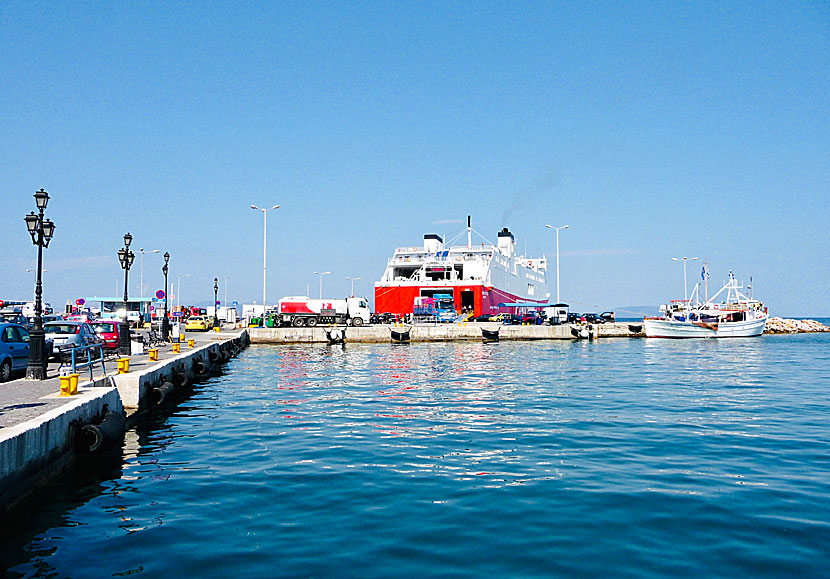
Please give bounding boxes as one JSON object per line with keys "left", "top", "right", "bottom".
{"left": 156, "top": 290, "right": 166, "bottom": 299}
{"left": 172, "top": 311, "right": 184, "bottom": 317}
{"left": 75, "top": 298, "right": 85, "bottom": 306}
{"left": 150, "top": 305, "right": 155, "bottom": 311}
{"left": 216, "top": 300, "right": 221, "bottom": 306}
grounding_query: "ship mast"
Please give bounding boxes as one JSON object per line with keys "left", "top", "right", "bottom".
{"left": 704, "top": 259, "right": 708, "bottom": 303}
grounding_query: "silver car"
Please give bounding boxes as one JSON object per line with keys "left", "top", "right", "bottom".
{"left": 44, "top": 321, "right": 102, "bottom": 359}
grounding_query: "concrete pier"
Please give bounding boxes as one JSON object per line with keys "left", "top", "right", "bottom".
{"left": 0, "top": 328, "right": 248, "bottom": 514}
{"left": 249, "top": 321, "right": 644, "bottom": 343}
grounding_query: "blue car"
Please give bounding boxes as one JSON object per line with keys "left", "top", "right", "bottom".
{"left": 0, "top": 323, "right": 31, "bottom": 382}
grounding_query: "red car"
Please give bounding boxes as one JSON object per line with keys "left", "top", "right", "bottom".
{"left": 91, "top": 320, "right": 120, "bottom": 350}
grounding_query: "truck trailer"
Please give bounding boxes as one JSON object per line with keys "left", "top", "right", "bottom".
{"left": 277, "top": 296, "right": 371, "bottom": 327}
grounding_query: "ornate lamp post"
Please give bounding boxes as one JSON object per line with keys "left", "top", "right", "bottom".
{"left": 213, "top": 278, "right": 220, "bottom": 328}
{"left": 118, "top": 233, "right": 135, "bottom": 355}
{"left": 162, "top": 252, "right": 170, "bottom": 341}
{"left": 24, "top": 189, "right": 56, "bottom": 380}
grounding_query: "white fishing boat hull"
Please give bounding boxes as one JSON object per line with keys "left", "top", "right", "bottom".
{"left": 644, "top": 315, "right": 767, "bottom": 338}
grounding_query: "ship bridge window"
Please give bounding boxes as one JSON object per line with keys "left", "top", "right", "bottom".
{"left": 393, "top": 266, "right": 420, "bottom": 280}
{"left": 426, "top": 265, "right": 462, "bottom": 281}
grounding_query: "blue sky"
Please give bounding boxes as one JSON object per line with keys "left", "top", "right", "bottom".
{"left": 1, "top": 2, "right": 827, "bottom": 316}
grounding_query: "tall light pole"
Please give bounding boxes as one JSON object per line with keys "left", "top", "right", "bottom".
{"left": 545, "top": 224, "right": 569, "bottom": 303}
{"left": 139, "top": 248, "right": 159, "bottom": 327}
{"left": 139, "top": 248, "right": 159, "bottom": 298}
{"left": 177, "top": 273, "right": 191, "bottom": 310}
{"left": 250, "top": 204, "right": 280, "bottom": 312}
{"left": 23, "top": 188, "right": 56, "bottom": 380}
{"left": 162, "top": 252, "right": 170, "bottom": 341}
{"left": 117, "top": 233, "right": 135, "bottom": 356}
{"left": 346, "top": 276, "right": 361, "bottom": 297}
{"left": 671, "top": 256, "right": 699, "bottom": 304}
{"left": 314, "top": 271, "right": 330, "bottom": 299}
{"left": 224, "top": 276, "right": 229, "bottom": 312}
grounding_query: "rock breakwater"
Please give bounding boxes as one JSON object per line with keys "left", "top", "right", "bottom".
{"left": 765, "top": 317, "right": 829, "bottom": 334}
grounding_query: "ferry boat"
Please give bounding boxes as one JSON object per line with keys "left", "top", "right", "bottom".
{"left": 374, "top": 217, "right": 549, "bottom": 317}
{"left": 644, "top": 271, "right": 768, "bottom": 338}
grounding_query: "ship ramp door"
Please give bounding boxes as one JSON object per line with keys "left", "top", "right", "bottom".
{"left": 460, "top": 290, "right": 475, "bottom": 315}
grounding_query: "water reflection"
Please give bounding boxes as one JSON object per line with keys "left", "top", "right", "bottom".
{"left": 0, "top": 436, "right": 127, "bottom": 577}
{"left": 4, "top": 337, "right": 830, "bottom": 578}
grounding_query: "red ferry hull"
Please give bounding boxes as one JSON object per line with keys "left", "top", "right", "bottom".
{"left": 374, "top": 284, "right": 545, "bottom": 317}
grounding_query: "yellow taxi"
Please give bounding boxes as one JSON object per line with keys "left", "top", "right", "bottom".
{"left": 185, "top": 315, "right": 210, "bottom": 331}
{"left": 488, "top": 313, "right": 508, "bottom": 323}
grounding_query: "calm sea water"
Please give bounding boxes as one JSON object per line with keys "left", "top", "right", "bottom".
{"left": 3, "top": 333, "right": 830, "bottom": 578}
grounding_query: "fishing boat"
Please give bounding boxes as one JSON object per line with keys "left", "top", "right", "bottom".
{"left": 375, "top": 216, "right": 549, "bottom": 318}
{"left": 644, "top": 271, "right": 768, "bottom": 338}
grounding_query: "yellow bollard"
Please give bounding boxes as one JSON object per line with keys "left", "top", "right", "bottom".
{"left": 59, "top": 374, "right": 79, "bottom": 396}
{"left": 172, "top": 342, "right": 180, "bottom": 353}
{"left": 59, "top": 375, "right": 70, "bottom": 396}
{"left": 179, "top": 333, "right": 185, "bottom": 343}
{"left": 188, "top": 338, "right": 195, "bottom": 348}
{"left": 116, "top": 358, "right": 130, "bottom": 374}
{"left": 214, "top": 326, "right": 220, "bottom": 333}
{"left": 148, "top": 348, "right": 159, "bottom": 361}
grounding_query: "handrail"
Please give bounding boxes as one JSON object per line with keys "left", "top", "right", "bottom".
{"left": 64, "top": 344, "right": 107, "bottom": 380}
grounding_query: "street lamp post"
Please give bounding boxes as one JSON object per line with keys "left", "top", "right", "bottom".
{"left": 314, "top": 271, "right": 330, "bottom": 299}
{"left": 117, "top": 233, "right": 135, "bottom": 356}
{"left": 213, "top": 278, "right": 220, "bottom": 328}
{"left": 544, "top": 224, "right": 569, "bottom": 303}
{"left": 671, "top": 256, "right": 699, "bottom": 304}
{"left": 250, "top": 204, "right": 280, "bottom": 313}
{"left": 346, "top": 276, "right": 361, "bottom": 296}
{"left": 24, "top": 188, "right": 56, "bottom": 380}
{"left": 162, "top": 252, "right": 170, "bottom": 341}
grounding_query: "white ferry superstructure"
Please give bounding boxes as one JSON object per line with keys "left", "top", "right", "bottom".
{"left": 374, "top": 218, "right": 549, "bottom": 316}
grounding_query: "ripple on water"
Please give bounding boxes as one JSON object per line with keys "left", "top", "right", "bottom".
{"left": 3, "top": 336, "right": 830, "bottom": 577}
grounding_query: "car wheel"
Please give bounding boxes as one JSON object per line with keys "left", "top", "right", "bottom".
{"left": 0, "top": 359, "right": 12, "bottom": 382}
{"left": 351, "top": 317, "right": 363, "bottom": 327}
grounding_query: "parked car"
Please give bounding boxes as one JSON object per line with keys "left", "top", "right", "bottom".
{"left": 44, "top": 321, "right": 102, "bottom": 359}
{"left": 567, "top": 313, "right": 581, "bottom": 323}
{"left": 503, "top": 314, "right": 524, "bottom": 325}
{"left": 0, "top": 311, "right": 28, "bottom": 326}
{"left": 600, "top": 311, "right": 615, "bottom": 322}
{"left": 185, "top": 316, "right": 210, "bottom": 331}
{"left": 65, "top": 312, "right": 96, "bottom": 323}
{"left": 580, "top": 313, "right": 606, "bottom": 324}
{"left": 90, "top": 320, "right": 120, "bottom": 350}
{"left": 488, "top": 313, "right": 509, "bottom": 323}
{"left": 473, "top": 314, "right": 493, "bottom": 322}
{"left": 519, "top": 312, "right": 543, "bottom": 325}
{"left": 0, "top": 323, "right": 30, "bottom": 382}
{"left": 27, "top": 314, "right": 63, "bottom": 328}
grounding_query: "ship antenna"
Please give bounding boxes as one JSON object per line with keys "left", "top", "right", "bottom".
{"left": 467, "top": 215, "right": 471, "bottom": 249}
